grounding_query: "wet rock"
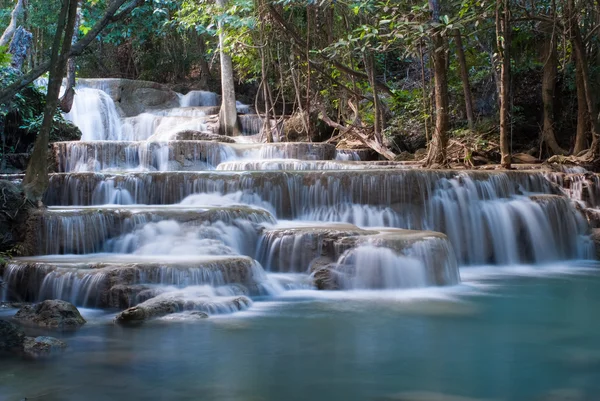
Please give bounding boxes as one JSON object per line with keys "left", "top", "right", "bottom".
{"left": 22, "top": 336, "right": 66, "bottom": 359}
{"left": 171, "top": 130, "right": 236, "bottom": 143}
{"left": 311, "top": 267, "right": 340, "bottom": 290}
{"left": 513, "top": 152, "right": 540, "bottom": 164}
{"left": 394, "top": 151, "right": 415, "bottom": 161}
{"left": 414, "top": 148, "right": 427, "bottom": 160}
{"left": 114, "top": 289, "right": 251, "bottom": 323}
{"left": 0, "top": 180, "right": 35, "bottom": 254}
{"left": 106, "top": 285, "right": 165, "bottom": 309}
{"left": 77, "top": 78, "right": 179, "bottom": 117}
{"left": 0, "top": 320, "right": 26, "bottom": 351}
{"left": 589, "top": 229, "right": 600, "bottom": 260}
{"left": 13, "top": 300, "right": 86, "bottom": 329}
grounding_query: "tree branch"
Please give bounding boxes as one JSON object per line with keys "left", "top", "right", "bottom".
{"left": 0, "top": 0, "right": 143, "bottom": 106}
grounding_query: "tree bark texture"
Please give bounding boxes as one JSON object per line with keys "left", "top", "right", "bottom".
{"left": 0, "top": 0, "right": 142, "bottom": 106}
{"left": 496, "top": 0, "right": 512, "bottom": 168}
{"left": 425, "top": 0, "right": 449, "bottom": 166}
{"left": 569, "top": 0, "right": 600, "bottom": 157}
{"left": 0, "top": 0, "right": 25, "bottom": 47}
{"left": 540, "top": 20, "right": 567, "bottom": 155}
{"left": 216, "top": 0, "right": 239, "bottom": 136}
{"left": 22, "top": 0, "right": 79, "bottom": 202}
{"left": 453, "top": 29, "right": 475, "bottom": 131}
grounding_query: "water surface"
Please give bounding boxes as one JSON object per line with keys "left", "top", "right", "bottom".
{"left": 2, "top": 264, "right": 599, "bottom": 401}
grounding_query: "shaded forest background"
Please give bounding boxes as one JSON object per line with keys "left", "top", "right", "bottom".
{"left": 1, "top": 0, "right": 600, "bottom": 168}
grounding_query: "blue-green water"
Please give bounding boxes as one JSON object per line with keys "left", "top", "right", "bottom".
{"left": 2, "top": 264, "right": 600, "bottom": 401}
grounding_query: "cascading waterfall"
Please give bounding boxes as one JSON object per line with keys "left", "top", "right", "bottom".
{"left": 63, "top": 88, "right": 123, "bottom": 141}
{"left": 4, "top": 78, "right": 597, "bottom": 322}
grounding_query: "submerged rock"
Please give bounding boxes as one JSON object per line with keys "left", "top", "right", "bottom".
{"left": 22, "top": 336, "right": 67, "bottom": 359}
{"left": 0, "top": 320, "right": 26, "bottom": 351}
{"left": 13, "top": 300, "right": 86, "bottom": 329}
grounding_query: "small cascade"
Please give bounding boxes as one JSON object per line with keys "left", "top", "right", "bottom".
{"left": 238, "top": 114, "right": 279, "bottom": 136}
{"left": 233, "top": 143, "right": 336, "bottom": 160}
{"left": 63, "top": 88, "right": 123, "bottom": 141}
{"left": 121, "top": 114, "right": 209, "bottom": 141}
{"left": 30, "top": 203, "right": 275, "bottom": 255}
{"left": 546, "top": 171, "right": 600, "bottom": 208}
{"left": 151, "top": 106, "right": 219, "bottom": 118}
{"left": 179, "top": 90, "right": 219, "bottom": 107}
{"left": 335, "top": 149, "right": 362, "bottom": 161}
{"left": 333, "top": 236, "right": 459, "bottom": 290}
{"left": 0, "top": 255, "right": 270, "bottom": 307}
{"left": 236, "top": 101, "right": 254, "bottom": 114}
{"left": 215, "top": 160, "right": 405, "bottom": 171}
{"left": 53, "top": 141, "right": 237, "bottom": 172}
{"left": 336, "top": 246, "right": 429, "bottom": 289}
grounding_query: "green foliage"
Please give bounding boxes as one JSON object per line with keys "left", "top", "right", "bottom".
{"left": 0, "top": 45, "right": 10, "bottom": 67}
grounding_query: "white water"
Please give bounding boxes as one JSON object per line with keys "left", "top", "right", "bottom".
{"left": 63, "top": 88, "right": 123, "bottom": 141}
{"left": 3, "top": 80, "right": 595, "bottom": 321}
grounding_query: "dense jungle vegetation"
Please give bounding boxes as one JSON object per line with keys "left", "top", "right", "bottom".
{"left": 1, "top": 0, "right": 600, "bottom": 183}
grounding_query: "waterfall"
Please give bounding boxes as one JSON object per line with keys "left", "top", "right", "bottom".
{"left": 179, "top": 91, "right": 219, "bottom": 107}
{"left": 7, "top": 77, "right": 597, "bottom": 321}
{"left": 63, "top": 88, "right": 122, "bottom": 141}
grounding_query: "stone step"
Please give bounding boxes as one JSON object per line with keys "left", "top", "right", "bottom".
{"left": 51, "top": 141, "right": 338, "bottom": 172}
{"left": 1, "top": 254, "right": 267, "bottom": 309}
{"left": 26, "top": 204, "right": 275, "bottom": 255}
{"left": 255, "top": 223, "right": 459, "bottom": 288}
{"left": 215, "top": 159, "right": 414, "bottom": 171}
{"left": 44, "top": 169, "right": 559, "bottom": 211}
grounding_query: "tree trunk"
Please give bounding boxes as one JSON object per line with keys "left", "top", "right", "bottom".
{"left": 540, "top": 20, "right": 567, "bottom": 155}
{"left": 197, "top": 35, "right": 212, "bottom": 88}
{"left": 0, "top": 0, "right": 142, "bottom": 106}
{"left": 60, "top": 5, "right": 81, "bottom": 113}
{"left": 569, "top": 0, "right": 600, "bottom": 157}
{"left": 425, "top": 0, "right": 449, "bottom": 166}
{"left": 496, "top": 0, "right": 512, "bottom": 168}
{"left": 453, "top": 29, "right": 475, "bottom": 131}
{"left": 0, "top": 0, "right": 24, "bottom": 47}
{"left": 573, "top": 53, "right": 589, "bottom": 154}
{"left": 22, "top": 0, "right": 79, "bottom": 203}
{"left": 216, "top": 0, "right": 239, "bottom": 136}
{"left": 365, "top": 51, "right": 383, "bottom": 144}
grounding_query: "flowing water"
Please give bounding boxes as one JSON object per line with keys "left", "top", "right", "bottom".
{"left": 1, "top": 83, "right": 599, "bottom": 400}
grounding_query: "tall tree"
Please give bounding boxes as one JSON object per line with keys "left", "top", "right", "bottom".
{"left": 569, "top": 0, "right": 599, "bottom": 158}
{"left": 22, "top": 0, "right": 79, "bottom": 203}
{"left": 540, "top": 18, "right": 567, "bottom": 155}
{"left": 425, "top": 0, "right": 449, "bottom": 166}
{"left": 216, "top": 0, "right": 239, "bottom": 137}
{"left": 453, "top": 29, "right": 475, "bottom": 131}
{"left": 0, "top": 0, "right": 25, "bottom": 47}
{"left": 496, "top": 0, "right": 511, "bottom": 168}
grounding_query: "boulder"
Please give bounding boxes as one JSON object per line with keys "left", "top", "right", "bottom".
{"left": 77, "top": 79, "right": 180, "bottom": 117}
{"left": 22, "top": 336, "right": 66, "bottom": 359}
{"left": 0, "top": 320, "right": 26, "bottom": 351}
{"left": 115, "top": 289, "right": 251, "bottom": 323}
{"left": 13, "top": 300, "right": 86, "bottom": 329}
{"left": 0, "top": 180, "right": 35, "bottom": 254}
